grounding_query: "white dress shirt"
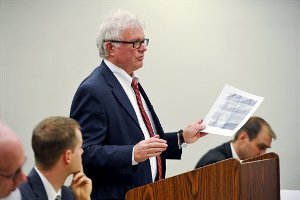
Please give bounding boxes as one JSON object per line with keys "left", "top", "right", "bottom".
{"left": 230, "top": 142, "right": 241, "bottom": 161}
{"left": 35, "top": 167, "right": 62, "bottom": 200}
{"left": 104, "top": 59, "right": 158, "bottom": 181}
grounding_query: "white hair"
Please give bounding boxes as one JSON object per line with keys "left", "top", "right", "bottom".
{"left": 96, "top": 9, "right": 145, "bottom": 58}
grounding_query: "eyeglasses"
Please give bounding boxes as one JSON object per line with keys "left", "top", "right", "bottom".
{"left": 104, "top": 38, "right": 149, "bottom": 49}
{"left": 0, "top": 157, "right": 26, "bottom": 180}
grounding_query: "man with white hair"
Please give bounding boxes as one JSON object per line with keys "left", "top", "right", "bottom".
{"left": 70, "top": 9, "right": 207, "bottom": 200}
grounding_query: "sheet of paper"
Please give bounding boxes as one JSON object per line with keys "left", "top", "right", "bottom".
{"left": 203, "top": 84, "right": 264, "bottom": 136}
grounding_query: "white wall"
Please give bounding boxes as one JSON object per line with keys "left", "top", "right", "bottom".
{"left": 0, "top": 0, "right": 299, "bottom": 190}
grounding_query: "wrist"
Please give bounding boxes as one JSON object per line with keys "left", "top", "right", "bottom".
{"left": 177, "top": 129, "right": 187, "bottom": 149}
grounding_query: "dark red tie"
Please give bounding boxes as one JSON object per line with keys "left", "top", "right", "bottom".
{"left": 131, "top": 78, "right": 163, "bottom": 180}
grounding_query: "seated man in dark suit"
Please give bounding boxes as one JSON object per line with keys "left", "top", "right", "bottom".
{"left": 19, "top": 116, "right": 92, "bottom": 200}
{"left": 195, "top": 116, "right": 277, "bottom": 168}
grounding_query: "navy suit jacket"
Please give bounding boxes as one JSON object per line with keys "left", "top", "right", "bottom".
{"left": 18, "top": 168, "right": 75, "bottom": 200}
{"left": 195, "top": 141, "right": 233, "bottom": 168}
{"left": 70, "top": 61, "right": 182, "bottom": 199}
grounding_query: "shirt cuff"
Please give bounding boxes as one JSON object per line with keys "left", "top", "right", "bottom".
{"left": 132, "top": 146, "right": 138, "bottom": 165}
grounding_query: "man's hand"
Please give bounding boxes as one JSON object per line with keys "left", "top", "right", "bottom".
{"left": 70, "top": 170, "right": 92, "bottom": 200}
{"left": 183, "top": 119, "right": 207, "bottom": 144}
{"left": 134, "top": 135, "right": 168, "bottom": 163}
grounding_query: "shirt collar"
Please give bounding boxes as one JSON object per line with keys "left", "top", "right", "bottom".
{"left": 103, "top": 59, "right": 139, "bottom": 84}
{"left": 34, "top": 166, "right": 61, "bottom": 200}
{"left": 230, "top": 142, "right": 241, "bottom": 161}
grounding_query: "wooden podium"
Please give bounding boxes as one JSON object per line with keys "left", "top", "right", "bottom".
{"left": 125, "top": 152, "right": 280, "bottom": 200}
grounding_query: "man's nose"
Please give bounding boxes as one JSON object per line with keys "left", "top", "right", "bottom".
{"left": 139, "top": 43, "right": 147, "bottom": 51}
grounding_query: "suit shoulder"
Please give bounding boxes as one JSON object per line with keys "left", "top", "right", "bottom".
{"left": 195, "top": 141, "right": 231, "bottom": 168}
{"left": 80, "top": 66, "right": 106, "bottom": 86}
{"left": 73, "top": 67, "right": 109, "bottom": 95}
{"left": 18, "top": 181, "right": 36, "bottom": 200}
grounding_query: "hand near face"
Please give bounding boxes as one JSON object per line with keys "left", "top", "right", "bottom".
{"left": 183, "top": 119, "right": 207, "bottom": 144}
{"left": 70, "top": 168, "right": 92, "bottom": 200}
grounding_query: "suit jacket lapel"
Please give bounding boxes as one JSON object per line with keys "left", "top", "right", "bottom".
{"left": 100, "top": 62, "right": 140, "bottom": 128}
{"left": 28, "top": 169, "right": 74, "bottom": 200}
{"left": 28, "top": 168, "right": 48, "bottom": 200}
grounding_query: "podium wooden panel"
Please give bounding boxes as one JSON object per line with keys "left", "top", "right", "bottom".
{"left": 125, "top": 152, "right": 280, "bottom": 200}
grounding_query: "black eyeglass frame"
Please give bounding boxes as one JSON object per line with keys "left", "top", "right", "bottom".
{"left": 104, "top": 38, "right": 149, "bottom": 49}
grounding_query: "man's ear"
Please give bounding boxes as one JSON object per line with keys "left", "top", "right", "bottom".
{"left": 63, "top": 149, "right": 72, "bottom": 164}
{"left": 238, "top": 131, "right": 249, "bottom": 142}
{"left": 106, "top": 42, "right": 115, "bottom": 56}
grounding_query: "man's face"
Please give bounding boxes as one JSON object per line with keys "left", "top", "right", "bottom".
{"left": 69, "top": 128, "right": 83, "bottom": 173}
{"left": 0, "top": 142, "right": 27, "bottom": 198}
{"left": 109, "top": 27, "right": 147, "bottom": 75}
{"left": 239, "top": 125, "right": 273, "bottom": 160}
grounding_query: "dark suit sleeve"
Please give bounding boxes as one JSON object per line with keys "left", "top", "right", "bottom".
{"left": 164, "top": 132, "right": 182, "bottom": 159}
{"left": 70, "top": 84, "right": 133, "bottom": 170}
{"left": 195, "top": 151, "right": 227, "bottom": 168}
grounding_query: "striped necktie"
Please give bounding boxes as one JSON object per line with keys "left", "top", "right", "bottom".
{"left": 131, "top": 78, "right": 163, "bottom": 180}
